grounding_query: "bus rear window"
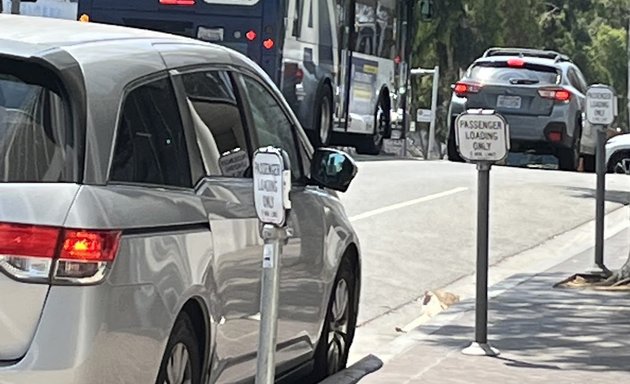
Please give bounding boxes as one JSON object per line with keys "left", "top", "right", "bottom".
{"left": 0, "top": 69, "right": 74, "bottom": 183}
{"left": 468, "top": 63, "right": 561, "bottom": 85}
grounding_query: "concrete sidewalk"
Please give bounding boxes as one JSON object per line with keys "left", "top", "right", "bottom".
{"left": 359, "top": 230, "right": 630, "bottom": 384}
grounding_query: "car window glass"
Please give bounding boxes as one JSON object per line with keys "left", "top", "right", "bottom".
{"left": 0, "top": 72, "right": 71, "bottom": 182}
{"left": 469, "top": 64, "right": 560, "bottom": 85}
{"left": 240, "top": 75, "right": 302, "bottom": 180}
{"left": 110, "top": 77, "right": 192, "bottom": 188}
{"left": 567, "top": 68, "right": 582, "bottom": 92}
{"left": 181, "top": 71, "right": 250, "bottom": 178}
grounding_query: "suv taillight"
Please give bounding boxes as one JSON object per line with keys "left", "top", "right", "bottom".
{"left": 0, "top": 223, "right": 121, "bottom": 285}
{"left": 453, "top": 82, "right": 482, "bottom": 97}
{"left": 538, "top": 88, "right": 571, "bottom": 102}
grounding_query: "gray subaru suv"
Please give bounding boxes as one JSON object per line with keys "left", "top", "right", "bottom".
{"left": 0, "top": 15, "right": 361, "bottom": 384}
{"left": 447, "top": 48, "right": 596, "bottom": 171}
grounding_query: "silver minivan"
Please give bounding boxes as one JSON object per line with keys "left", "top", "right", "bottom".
{"left": 0, "top": 15, "right": 361, "bottom": 384}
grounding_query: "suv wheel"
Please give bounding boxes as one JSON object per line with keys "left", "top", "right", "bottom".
{"left": 447, "top": 118, "right": 464, "bottom": 162}
{"left": 558, "top": 122, "right": 581, "bottom": 171}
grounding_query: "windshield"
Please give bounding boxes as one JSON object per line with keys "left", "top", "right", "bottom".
{"left": 468, "top": 63, "right": 561, "bottom": 85}
{"left": 0, "top": 71, "right": 73, "bottom": 182}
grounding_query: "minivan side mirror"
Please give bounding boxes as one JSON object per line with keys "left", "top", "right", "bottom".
{"left": 310, "top": 148, "right": 357, "bottom": 192}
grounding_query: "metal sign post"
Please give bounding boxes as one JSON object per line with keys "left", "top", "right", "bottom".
{"left": 410, "top": 66, "right": 439, "bottom": 160}
{"left": 455, "top": 110, "right": 510, "bottom": 357}
{"left": 253, "top": 147, "right": 292, "bottom": 384}
{"left": 585, "top": 85, "right": 616, "bottom": 276}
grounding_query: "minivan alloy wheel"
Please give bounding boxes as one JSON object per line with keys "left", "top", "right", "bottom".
{"left": 327, "top": 278, "right": 350, "bottom": 375}
{"left": 164, "top": 343, "right": 193, "bottom": 384}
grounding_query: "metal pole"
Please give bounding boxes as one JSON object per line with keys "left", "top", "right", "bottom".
{"left": 462, "top": 162, "right": 499, "bottom": 357}
{"left": 427, "top": 66, "right": 439, "bottom": 160}
{"left": 10, "top": 0, "right": 19, "bottom": 14}
{"left": 475, "top": 162, "right": 490, "bottom": 344}
{"left": 255, "top": 225, "right": 284, "bottom": 384}
{"left": 592, "top": 126, "right": 609, "bottom": 275}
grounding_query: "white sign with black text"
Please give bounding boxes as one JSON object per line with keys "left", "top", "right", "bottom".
{"left": 586, "top": 85, "right": 615, "bottom": 126}
{"left": 253, "top": 148, "right": 291, "bottom": 227}
{"left": 455, "top": 111, "right": 510, "bottom": 163}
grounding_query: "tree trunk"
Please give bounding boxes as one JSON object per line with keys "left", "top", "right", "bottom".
{"left": 11, "top": 0, "right": 20, "bottom": 14}
{"left": 615, "top": 251, "right": 630, "bottom": 280}
{"left": 598, "top": 250, "right": 630, "bottom": 286}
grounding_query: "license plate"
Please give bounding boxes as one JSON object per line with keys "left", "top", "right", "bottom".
{"left": 197, "top": 27, "right": 224, "bottom": 42}
{"left": 497, "top": 95, "right": 522, "bottom": 109}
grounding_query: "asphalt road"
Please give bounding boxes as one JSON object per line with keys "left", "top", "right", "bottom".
{"left": 340, "top": 158, "right": 630, "bottom": 353}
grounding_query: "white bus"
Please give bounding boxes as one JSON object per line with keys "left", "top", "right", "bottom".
{"left": 79, "top": 0, "right": 419, "bottom": 154}
{"left": 2, "top": 0, "right": 78, "bottom": 19}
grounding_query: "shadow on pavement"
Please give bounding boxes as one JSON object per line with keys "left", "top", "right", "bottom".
{"left": 424, "top": 272, "right": 630, "bottom": 373}
{"left": 567, "top": 187, "right": 630, "bottom": 205}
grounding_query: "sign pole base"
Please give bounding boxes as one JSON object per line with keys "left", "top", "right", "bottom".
{"left": 462, "top": 342, "right": 500, "bottom": 357}
{"left": 587, "top": 263, "right": 612, "bottom": 278}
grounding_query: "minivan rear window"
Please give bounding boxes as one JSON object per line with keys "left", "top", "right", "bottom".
{"left": 0, "top": 64, "right": 74, "bottom": 183}
{"left": 468, "top": 62, "right": 561, "bottom": 85}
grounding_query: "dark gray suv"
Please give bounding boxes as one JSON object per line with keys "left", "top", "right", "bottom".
{"left": 447, "top": 48, "right": 596, "bottom": 171}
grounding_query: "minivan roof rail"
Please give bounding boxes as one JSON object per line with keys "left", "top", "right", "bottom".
{"left": 482, "top": 47, "right": 571, "bottom": 63}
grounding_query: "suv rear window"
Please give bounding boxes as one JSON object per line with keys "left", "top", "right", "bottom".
{"left": 468, "top": 62, "right": 561, "bottom": 85}
{"left": 0, "top": 63, "right": 74, "bottom": 183}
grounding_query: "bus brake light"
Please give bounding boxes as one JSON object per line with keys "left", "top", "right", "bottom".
{"left": 159, "top": 0, "right": 196, "bottom": 5}
{"left": 246, "top": 30, "right": 257, "bottom": 41}
{"left": 263, "top": 39, "right": 275, "bottom": 50}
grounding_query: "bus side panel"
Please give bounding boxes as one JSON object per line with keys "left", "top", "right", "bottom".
{"left": 281, "top": 0, "right": 337, "bottom": 133}
{"left": 345, "top": 52, "right": 394, "bottom": 135}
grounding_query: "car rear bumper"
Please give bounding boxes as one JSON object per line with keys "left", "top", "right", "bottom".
{"left": 0, "top": 284, "right": 167, "bottom": 384}
{"left": 449, "top": 100, "right": 577, "bottom": 153}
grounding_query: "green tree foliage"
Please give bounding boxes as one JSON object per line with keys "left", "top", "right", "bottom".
{"left": 412, "top": 0, "right": 630, "bottom": 140}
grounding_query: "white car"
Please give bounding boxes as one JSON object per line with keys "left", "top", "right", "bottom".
{"left": 606, "top": 133, "right": 630, "bottom": 174}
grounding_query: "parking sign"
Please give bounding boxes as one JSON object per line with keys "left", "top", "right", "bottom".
{"left": 455, "top": 110, "right": 510, "bottom": 163}
{"left": 586, "top": 85, "right": 615, "bottom": 126}
{"left": 253, "top": 147, "right": 291, "bottom": 227}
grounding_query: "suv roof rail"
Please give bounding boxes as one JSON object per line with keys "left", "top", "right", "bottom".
{"left": 482, "top": 47, "right": 571, "bottom": 63}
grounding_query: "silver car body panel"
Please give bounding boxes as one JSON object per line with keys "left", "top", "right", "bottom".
{"left": 0, "top": 14, "right": 360, "bottom": 384}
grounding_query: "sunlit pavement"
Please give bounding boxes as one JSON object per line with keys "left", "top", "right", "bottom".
{"left": 357, "top": 229, "right": 630, "bottom": 384}
{"left": 332, "top": 156, "right": 630, "bottom": 382}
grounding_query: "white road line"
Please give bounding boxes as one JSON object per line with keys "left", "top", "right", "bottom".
{"left": 349, "top": 187, "right": 469, "bottom": 222}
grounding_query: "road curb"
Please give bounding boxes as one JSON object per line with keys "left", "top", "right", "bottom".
{"left": 318, "top": 355, "right": 383, "bottom": 384}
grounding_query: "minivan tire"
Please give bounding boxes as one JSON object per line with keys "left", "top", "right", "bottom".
{"left": 309, "top": 256, "right": 358, "bottom": 383}
{"left": 155, "top": 313, "right": 202, "bottom": 384}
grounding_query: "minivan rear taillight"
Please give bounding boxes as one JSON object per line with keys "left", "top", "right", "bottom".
{"left": 0, "top": 223, "right": 121, "bottom": 285}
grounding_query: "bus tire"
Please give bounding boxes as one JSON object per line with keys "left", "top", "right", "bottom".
{"left": 355, "top": 97, "right": 389, "bottom": 155}
{"left": 311, "top": 85, "right": 334, "bottom": 147}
